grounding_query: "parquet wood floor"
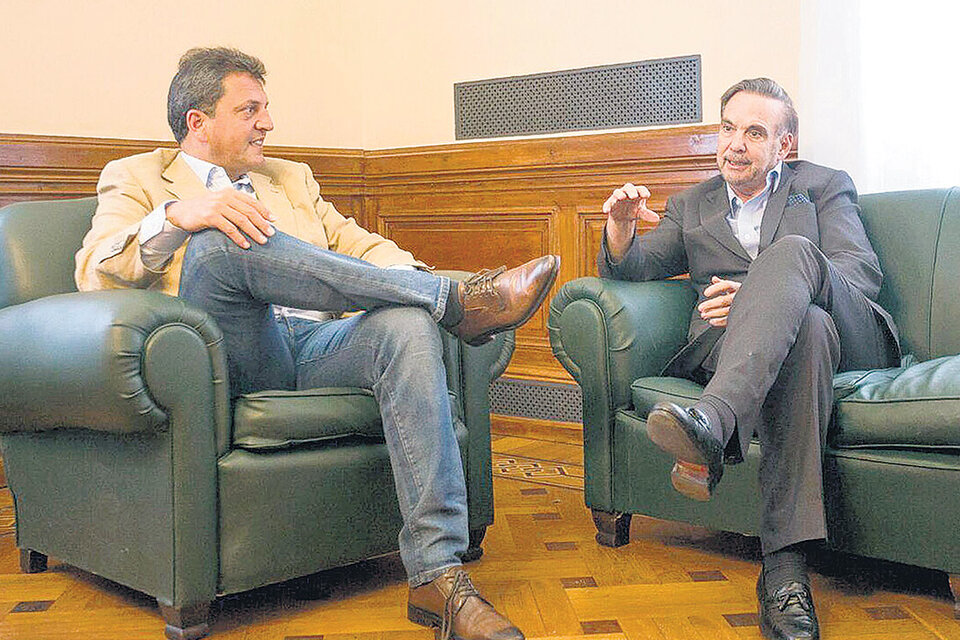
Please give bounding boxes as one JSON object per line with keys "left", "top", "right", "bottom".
{"left": 0, "top": 435, "right": 957, "bottom": 639}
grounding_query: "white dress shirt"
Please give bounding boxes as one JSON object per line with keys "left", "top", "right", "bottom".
{"left": 724, "top": 161, "right": 782, "bottom": 260}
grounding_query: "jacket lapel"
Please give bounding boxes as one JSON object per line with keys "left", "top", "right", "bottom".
{"left": 248, "top": 172, "right": 296, "bottom": 230}
{"left": 161, "top": 152, "right": 208, "bottom": 201}
{"left": 699, "top": 182, "right": 753, "bottom": 262}
{"left": 758, "top": 163, "right": 795, "bottom": 253}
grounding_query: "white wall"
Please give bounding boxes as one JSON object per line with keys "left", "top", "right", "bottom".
{"left": 354, "top": 0, "right": 801, "bottom": 148}
{"left": 800, "top": 0, "right": 960, "bottom": 192}
{"left": 2, "top": 0, "right": 365, "bottom": 147}
{"left": 2, "top": 0, "right": 801, "bottom": 149}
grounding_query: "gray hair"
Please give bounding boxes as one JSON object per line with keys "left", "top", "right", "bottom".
{"left": 720, "top": 77, "right": 798, "bottom": 138}
{"left": 167, "top": 47, "right": 266, "bottom": 143}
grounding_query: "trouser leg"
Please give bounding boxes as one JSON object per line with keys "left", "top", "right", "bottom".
{"left": 284, "top": 309, "right": 467, "bottom": 586}
{"left": 703, "top": 235, "right": 894, "bottom": 454}
{"left": 178, "top": 228, "right": 450, "bottom": 396}
{"left": 701, "top": 235, "right": 895, "bottom": 550}
{"left": 756, "top": 306, "right": 838, "bottom": 553}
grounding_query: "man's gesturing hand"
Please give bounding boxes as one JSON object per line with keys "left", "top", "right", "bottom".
{"left": 603, "top": 183, "right": 660, "bottom": 261}
{"left": 602, "top": 183, "right": 661, "bottom": 224}
{"left": 166, "top": 189, "right": 276, "bottom": 249}
{"left": 698, "top": 276, "right": 742, "bottom": 327}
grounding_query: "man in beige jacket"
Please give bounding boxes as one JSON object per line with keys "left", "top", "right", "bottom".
{"left": 77, "top": 46, "right": 557, "bottom": 640}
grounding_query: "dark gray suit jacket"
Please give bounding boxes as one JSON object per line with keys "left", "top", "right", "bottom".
{"left": 598, "top": 160, "right": 899, "bottom": 376}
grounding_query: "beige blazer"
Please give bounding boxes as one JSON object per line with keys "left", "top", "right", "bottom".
{"left": 75, "top": 148, "right": 423, "bottom": 296}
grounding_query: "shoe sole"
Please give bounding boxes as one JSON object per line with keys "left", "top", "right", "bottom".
{"left": 646, "top": 407, "right": 709, "bottom": 464}
{"left": 647, "top": 408, "right": 715, "bottom": 502}
{"left": 408, "top": 604, "right": 465, "bottom": 640}
{"left": 464, "top": 255, "right": 560, "bottom": 347}
{"left": 670, "top": 460, "right": 712, "bottom": 502}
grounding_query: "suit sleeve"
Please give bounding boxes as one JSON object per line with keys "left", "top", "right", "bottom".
{"left": 302, "top": 166, "right": 427, "bottom": 269}
{"left": 814, "top": 170, "right": 883, "bottom": 300}
{"left": 75, "top": 160, "right": 170, "bottom": 291}
{"left": 597, "top": 196, "right": 689, "bottom": 281}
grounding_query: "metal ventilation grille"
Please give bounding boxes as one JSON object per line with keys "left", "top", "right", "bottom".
{"left": 489, "top": 377, "right": 582, "bottom": 424}
{"left": 455, "top": 55, "right": 701, "bottom": 140}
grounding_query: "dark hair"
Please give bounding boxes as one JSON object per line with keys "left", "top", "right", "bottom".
{"left": 720, "top": 77, "right": 798, "bottom": 138}
{"left": 167, "top": 47, "right": 266, "bottom": 143}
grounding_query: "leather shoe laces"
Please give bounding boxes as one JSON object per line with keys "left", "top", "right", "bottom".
{"left": 463, "top": 266, "right": 506, "bottom": 298}
{"left": 440, "top": 570, "right": 484, "bottom": 640}
{"left": 774, "top": 582, "right": 813, "bottom": 613}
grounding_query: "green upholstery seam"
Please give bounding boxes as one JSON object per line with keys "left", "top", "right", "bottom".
{"left": 839, "top": 396, "right": 960, "bottom": 404}
{"left": 829, "top": 449, "right": 960, "bottom": 470}
{"left": 925, "top": 189, "right": 952, "bottom": 357}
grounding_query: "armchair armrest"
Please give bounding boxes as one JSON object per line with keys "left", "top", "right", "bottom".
{"left": 548, "top": 276, "right": 696, "bottom": 508}
{"left": 0, "top": 290, "right": 229, "bottom": 450}
{"left": 0, "top": 289, "right": 228, "bottom": 609}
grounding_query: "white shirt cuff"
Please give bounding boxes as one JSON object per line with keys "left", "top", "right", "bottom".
{"left": 139, "top": 201, "right": 190, "bottom": 270}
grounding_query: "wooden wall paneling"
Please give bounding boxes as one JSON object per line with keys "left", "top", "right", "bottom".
{"left": 376, "top": 206, "right": 561, "bottom": 381}
{"left": 0, "top": 126, "right": 729, "bottom": 383}
{"left": 364, "top": 128, "right": 721, "bottom": 381}
{"left": 0, "top": 134, "right": 365, "bottom": 209}
{"left": 0, "top": 135, "right": 173, "bottom": 206}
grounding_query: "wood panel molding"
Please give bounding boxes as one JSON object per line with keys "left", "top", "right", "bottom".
{"left": 0, "top": 125, "right": 723, "bottom": 382}
{"left": 490, "top": 414, "right": 584, "bottom": 445}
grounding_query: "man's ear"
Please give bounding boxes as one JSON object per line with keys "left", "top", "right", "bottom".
{"left": 777, "top": 131, "right": 795, "bottom": 161}
{"left": 185, "top": 109, "right": 209, "bottom": 143}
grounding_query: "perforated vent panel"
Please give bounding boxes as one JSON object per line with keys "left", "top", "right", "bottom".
{"left": 489, "top": 377, "right": 582, "bottom": 424}
{"left": 455, "top": 55, "right": 701, "bottom": 140}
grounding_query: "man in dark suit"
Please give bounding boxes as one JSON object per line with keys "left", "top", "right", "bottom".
{"left": 598, "top": 78, "right": 900, "bottom": 640}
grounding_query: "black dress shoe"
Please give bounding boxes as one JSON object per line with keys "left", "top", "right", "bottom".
{"left": 645, "top": 401, "right": 723, "bottom": 501}
{"left": 757, "top": 573, "right": 820, "bottom": 640}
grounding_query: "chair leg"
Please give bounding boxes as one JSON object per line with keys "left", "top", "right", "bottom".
{"left": 19, "top": 549, "right": 47, "bottom": 574}
{"left": 591, "top": 509, "right": 631, "bottom": 547}
{"left": 949, "top": 573, "right": 960, "bottom": 619}
{"left": 460, "top": 526, "right": 487, "bottom": 563}
{"left": 158, "top": 601, "right": 211, "bottom": 640}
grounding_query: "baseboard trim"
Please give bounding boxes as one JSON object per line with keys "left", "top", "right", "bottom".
{"left": 490, "top": 414, "right": 582, "bottom": 445}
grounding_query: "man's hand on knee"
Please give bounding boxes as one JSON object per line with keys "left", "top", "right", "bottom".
{"left": 699, "top": 275, "right": 742, "bottom": 327}
{"left": 166, "top": 190, "right": 275, "bottom": 249}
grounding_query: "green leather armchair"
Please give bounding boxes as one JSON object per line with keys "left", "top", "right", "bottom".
{"left": 0, "top": 197, "right": 514, "bottom": 639}
{"left": 549, "top": 188, "right": 960, "bottom": 615}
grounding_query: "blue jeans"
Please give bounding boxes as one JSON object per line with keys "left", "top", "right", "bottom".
{"left": 178, "top": 229, "right": 466, "bottom": 586}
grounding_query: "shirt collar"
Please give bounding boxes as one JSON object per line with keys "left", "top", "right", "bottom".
{"left": 179, "top": 151, "right": 251, "bottom": 190}
{"left": 726, "top": 160, "right": 783, "bottom": 209}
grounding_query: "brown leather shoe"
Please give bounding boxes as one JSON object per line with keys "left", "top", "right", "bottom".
{"left": 408, "top": 567, "right": 524, "bottom": 640}
{"left": 452, "top": 255, "right": 560, "bottom": 346}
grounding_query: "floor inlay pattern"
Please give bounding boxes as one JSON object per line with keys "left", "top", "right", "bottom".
{"left": 492, "top": 452, "right": 584, "bottom": 490}
{"left": 0, "top": 436, "right": 956, "bottom": 639}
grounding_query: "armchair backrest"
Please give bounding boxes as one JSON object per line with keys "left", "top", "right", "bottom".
{"left": 859, "top": 187, "right": 960, "bottom": 361}
{"left": 0, "top": 197, "right": 98, "bottom": 309}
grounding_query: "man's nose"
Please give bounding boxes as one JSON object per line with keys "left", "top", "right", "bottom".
{"left": 257, "top": 109, "right": 274, "bottom": 131}
{"left": 729, "top": 130, "right": 746, "bottom": 151}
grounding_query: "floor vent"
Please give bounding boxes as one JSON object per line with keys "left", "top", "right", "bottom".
{"left": 490, "top": 377, "right": 582, "bottom": 423}
{"left": 455, "top": 55, "right": 701, "bottom": 139}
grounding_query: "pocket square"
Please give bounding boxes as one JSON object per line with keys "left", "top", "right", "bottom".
{"left": 786, "top": 192, "right": 811, "bottom": 207}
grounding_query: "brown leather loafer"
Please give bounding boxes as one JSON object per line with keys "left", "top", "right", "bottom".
{"left": 408, "top": 567, "right": 524, "bottom": 640}
{"left": 452, "top": 255, "right": 560, "bottom": 346}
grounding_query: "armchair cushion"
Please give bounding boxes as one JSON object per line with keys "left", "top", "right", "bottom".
{"left": 629, "top": 355, "right": 960, "bottom": 453}
{"left": 833, "top": 354, "right": 960, "bottom": 450}
{"left": 631, "top": 376, "right": 703, "bottom": 417}
{"left": 232, "top": 388, "right": 461, "bottom": 451}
